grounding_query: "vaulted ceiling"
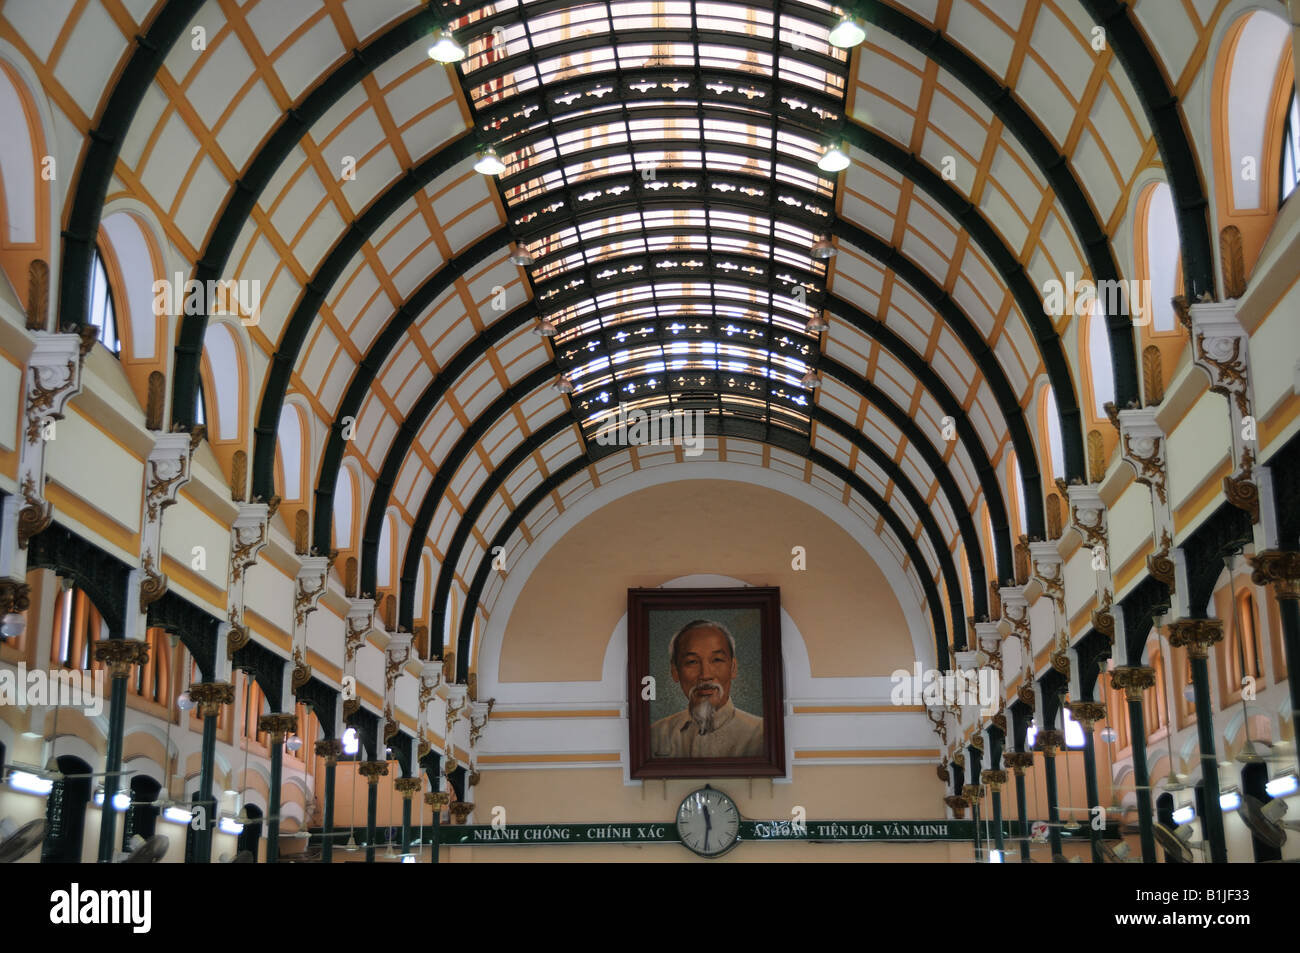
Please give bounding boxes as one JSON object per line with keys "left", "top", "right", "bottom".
{"left": 21, "top": 0, "right": 1218, "bottom": 680}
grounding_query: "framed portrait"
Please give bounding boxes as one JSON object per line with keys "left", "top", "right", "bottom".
{"left": 627, "top": 587, "right": 785, "bottom": 779}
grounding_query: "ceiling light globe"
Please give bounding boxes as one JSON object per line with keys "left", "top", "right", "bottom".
{"left": 828, "top": 16, "right": 868, "bottom": 49}
{"left": 427, "top": 30, "right": 466, "bottom": 64}
{"left": 817, "top": 143, "right": 851, "bottom": 174}
{"left": 474, "top": 147, "right": 507, "bottom": 176}
{"left": 1, "top": 612, "right": 25, "bottom": 639}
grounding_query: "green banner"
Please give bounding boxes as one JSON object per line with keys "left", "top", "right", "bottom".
{"left": 439, "top": 819, "right": 1115, "bottom": 845}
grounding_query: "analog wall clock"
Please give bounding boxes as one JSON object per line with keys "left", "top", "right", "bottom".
{"left": 676, "top": 786, "right": 741, "bottom": 858}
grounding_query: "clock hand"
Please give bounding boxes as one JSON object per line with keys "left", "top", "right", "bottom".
{"left": 702, "top": 803, "right": 711, "bottom": 850}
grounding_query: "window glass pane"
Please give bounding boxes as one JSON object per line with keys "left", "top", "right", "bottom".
{"left": 88, "top": 249, "right": 120, "bottom": 355}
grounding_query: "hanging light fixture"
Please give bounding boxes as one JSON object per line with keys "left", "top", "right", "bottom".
{"left": 509, "top": 243, "right": 535, "bottom": 266}
{"left": 427, "top": 29, "right": 466, "bottom": 64}
{"left": 474, "top": 146, "right": 507, "bottom": 176}
{"left": 553, "top": 375, "right": 575, "bottom": 394}
{"left": 828, "top": 14, "right": 868, "bottom": 49}
{"left": 810, "top": 237, "right": 836, "bottom": 259}
{"left": 817, "top": 141, "right": 851, "bottom": 174}
{"left": 800, "top": 368, "right": 821, "bottom": 389}
{"left": 805, "top": 311, "right": 829, "bottom": 334}
{"left": 533, "top": 317, "right": 558, "bottom": 337}
{"left": 285, "top": 734, "right": 303, "bottom": 754}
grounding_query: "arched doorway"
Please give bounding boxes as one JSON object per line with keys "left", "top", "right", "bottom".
{"left": 40, "top": 755, "right": 92, "bottom": 863}
{"left": 236, "top": 803, "right": 263, "bottom": 862}
{"left": 121, "top": 775, "right": 161, "bottom": 851}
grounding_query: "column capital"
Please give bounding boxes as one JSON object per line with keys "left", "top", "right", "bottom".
{"left": 0, "top": 580, "right": 31, "bottom": 615}
{"left": 1166, "top": 617, "right": 1224, "bottom": 659}
{"left": 1003, "top": 751, "right": 1035, "bottom": 775}
{"left": 942, "top": 794, "right": 968, "bottom": 818}
{"left": 1110, "top": 665, "right": 1156, "bottom": 700}
{"left": 394, "top": 777, "right": 422, "bottom": 798}
{"left": 448, "top": 801, "right": 475, "bottom": 825}
{"left": 315, "top": 738, "right": 344, "bottom": 763}
{"left": 961, "top": 784, "right": 985, "bottom": 805}
{"left": 189, "top": 680, "right": 234, "bottom": 718}
{"left": 424, "top": 791, "right": 450, "bottom": 809}
{"left": 1249, "top": 550, "right": 1300, "bottom": 600}
{"left": 92, "top": 638, "right": 150, "bottom": 678}
{"left": 980, "top": 769, "right": 1008, "bottom": 791}
{"left": 357, "top": 761, "right": 389, "bottom": 784}
{"left": 1033, "top": 728, "right": 1065, "bottom": 757}
{"left": 1064, "top": 700, "right": 1107, "bottom": 729}
{"left": 257, "top": 712, "right": 299, "bottom": 743}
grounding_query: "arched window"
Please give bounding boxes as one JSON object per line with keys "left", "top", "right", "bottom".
{"left": 275, "top": 405, "right": 305, "bottom": 502}
{"left": 377, "top": 514, "right": 394, "bottom": 589}
{"left": 1281, "top": 87, "right": 1299, "bottom": 204}
{"left": 241, "top": 673, "right": 267, "bottom": 746}
{"left": 195, "top": 383, "right": 207, "bottom": 427}
{"left": 50, "top": 585, "right": 107, "bottom": 670}
{"left": 133, "top": 628, "right": 171, "bottom": 705}
{"left": 88, "top": 248, "right": 120, "bottom": 354}
{"left": 1136, "top": 183, "right": 1180, "bottom": 333}
{"left": 1006, "top": 451, "right": 1027, "bottom": 538}
{"left": 1039, "top": 385, "right": 1065, "bottom": 481}
{"left": 1145, "top": 639, "right": 1169, "bottom": 736}
{"left": 1227, "top": 590, "right": 1264, "bottom": 688}
{"left": 1084, "top": 304, "right": 1115, "bottom": 418}
{"left": 333, "top": 465, "right": 356, "bottom": 550}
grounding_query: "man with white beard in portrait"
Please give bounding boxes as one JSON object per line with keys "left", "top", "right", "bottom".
{"left": 650, "top": 619, "right": 764, "bottom": 758}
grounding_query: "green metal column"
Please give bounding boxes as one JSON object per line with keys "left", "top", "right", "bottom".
{"left": 1006, "top": 752, "right": 1033, "bottom": 862}
{"left": 92, "top": 640, "right": 147, "bottom": 863}
{"left": 316, "top": 739, "right": 342, "bottom": 863}
{"left": 1249, "top": 553, "right": 1300, "bottom": 776}
{"left": 426, "top": 792, "right": 446, "bottom": 864}
{"left": 1041, "top": 739, "right": 1064, "bottom": 858}
{"left": 396, "top": 777, "right": 420, "bottom": 855}
{"left": 1068, "top": 702, "right": 1107, "bottom": 863}
{"left": 189, "top": 682, "right": 231, "bottom": 864}
{"left": 1170, "top": 618, "right": 1229, "bottom": 863}
{"left": 359, "top": 761, "right": 387, "bottom": 862}
{"left": 260, "top": 713, "right": 297, "bottom": 864}
{"left": 1112, "top": 667, "right": 1157, "bottom": 862}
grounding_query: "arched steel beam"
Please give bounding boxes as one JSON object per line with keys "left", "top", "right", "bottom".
{"left": 445, "top": 439, "right": 955, "bottom": 684}
{"left": 416, "top": 367, "right": 973, "bottom": 660}
{"left": 335, "top": 249, "right": 1025, "bottom": 594}
{"left": 313, "top": 225, "right": 516, "bottom": 551}
{"left": 837, "top": 124, "right": 1087, "bottom": 482}
{"left": 246, "top": 132, "right": 479, "bottom": 499}
{"left": 169, "top": 4, "right": 444, "bottom": 425}
{"left": 860, "top": 0, "right": 1140, "bottom": 409}
{"left": 57, "top": 0, "right": 206, "bottom": 333}
{"left": 1078, "top": 0, "right": 1215, "bottom": 300}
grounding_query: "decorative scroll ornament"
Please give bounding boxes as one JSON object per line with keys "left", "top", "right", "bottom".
{"left": 226, "top": 611, "right": 251, "bottom": 658}
{"left": 1070, "top": 503, "right": 1107, "bottom": 550}
{"left": 1091, "top": 588, "right": 1115, "bottom": 642}
{"left": 144, "top": 456, "right": 189, "bottom": 523}
{"left": 291, "top": 646, "right": 311, "bottom": 690}
{"left": 16, "top": 473, "right": 50, "bottom": 549}
{"left": 469, "top": 699, "right": 496, "bottom": 748}
{"left": 24, "top": 360, "right": 77, "bottom": 444}
{"left": 383, "top": 631, "right": 413, "bottom": 742}
{"left": 225, "top": 503, "right": 270, "bottom": 660}
{"left": 1121, "top": 432, "right": 1167, "bottom": 504}
{"left": 138, "top": 550, "right": 166, "bottom": 611}
{"left": 1147, "top": 528, "right": 1176, "bottom": 589}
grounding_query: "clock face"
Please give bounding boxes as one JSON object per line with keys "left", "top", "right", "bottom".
{"left": 676, "top": 787, "right": 741, "bottom": 858}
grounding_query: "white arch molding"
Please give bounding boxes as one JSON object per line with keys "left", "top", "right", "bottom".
{"left": 476, "top": 459, "right": 936, "bottom": 701}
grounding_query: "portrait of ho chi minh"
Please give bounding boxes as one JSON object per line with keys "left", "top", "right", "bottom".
{"left": 651, "top": 620, "right": 764, "bottom": 759}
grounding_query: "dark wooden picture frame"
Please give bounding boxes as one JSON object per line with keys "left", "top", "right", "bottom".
{"left": 627, "top": 587, "right": 785, "bottom": 779}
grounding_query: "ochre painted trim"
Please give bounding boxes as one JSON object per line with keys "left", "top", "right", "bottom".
{"left": 44, "top": 483, "right": 139, "bottom": 554}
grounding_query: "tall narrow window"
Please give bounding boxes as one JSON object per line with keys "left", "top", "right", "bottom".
{"left": 1281, "top": 87, "right": 1299, "bottom": 204}
{"left": 88, "top": 249, "right": 120, "bottom": 355}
